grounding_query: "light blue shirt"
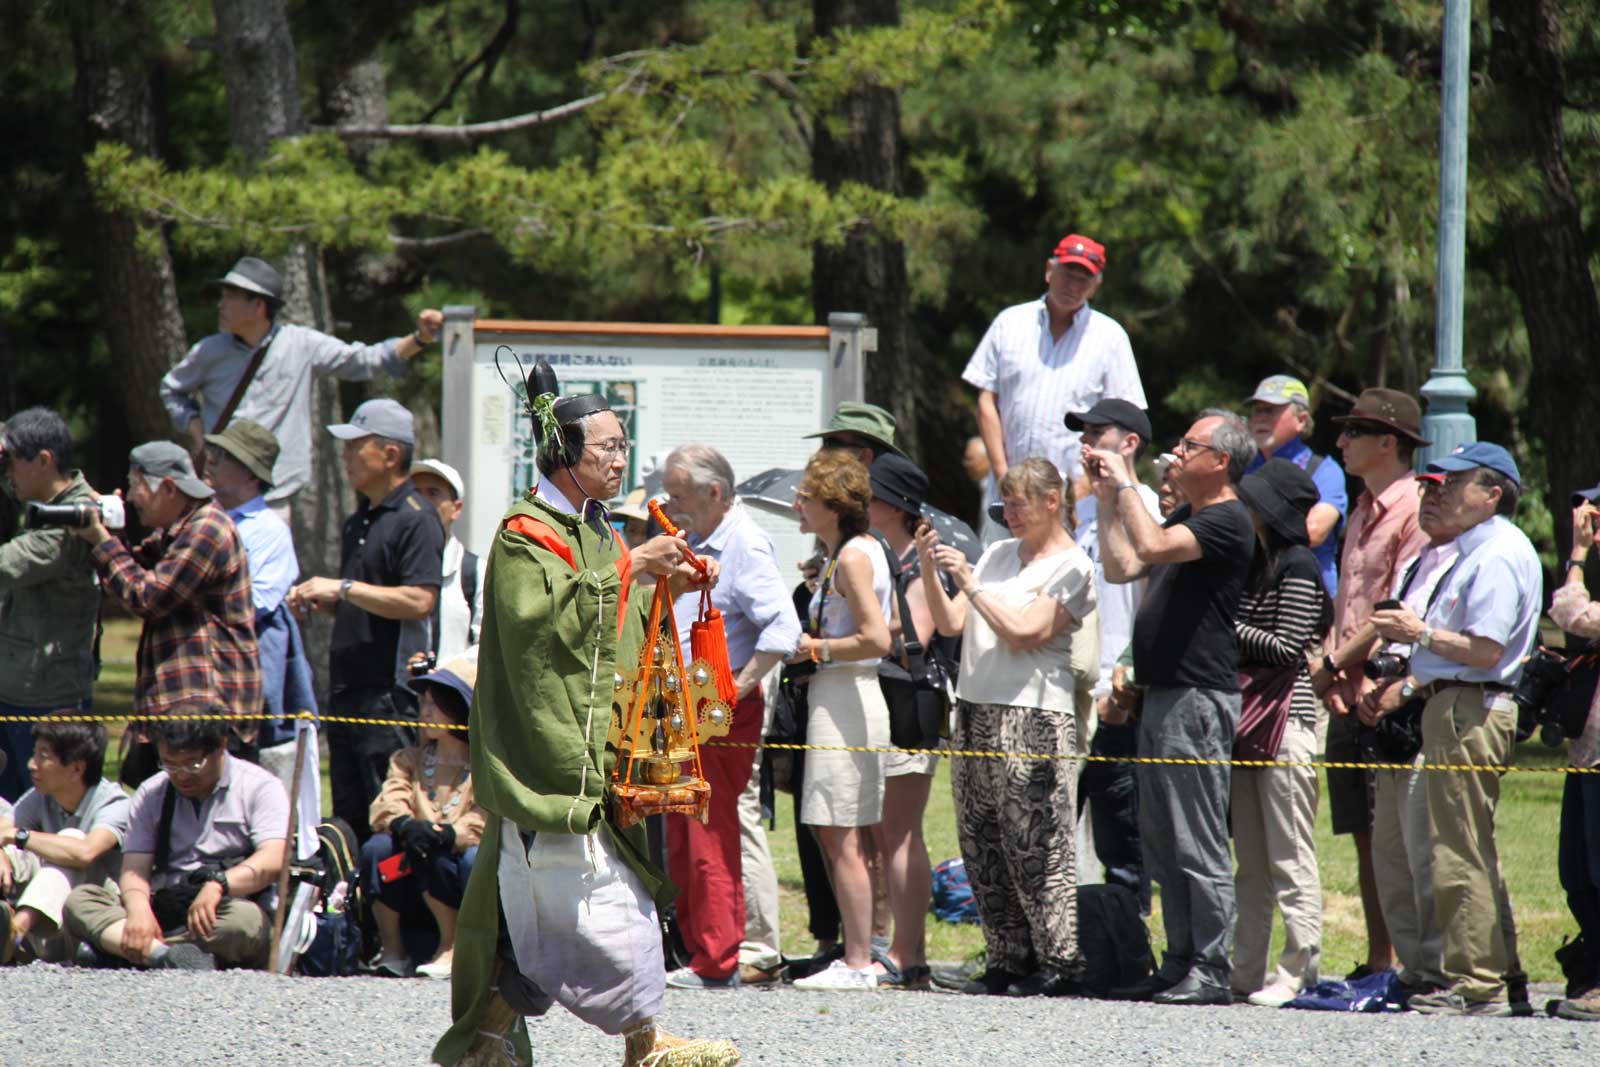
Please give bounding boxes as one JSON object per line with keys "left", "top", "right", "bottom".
{"left": 672, "top": 501, "right": 802, "bottom": 671}
{"left": 1246, "top": 436, "right": 1348, "bottom": 597}
{"left": 1408, "top": 515, "right": 1543, "bottom": 687}
{"left": 227, "top": 495, "right": 298, "bottom": 615}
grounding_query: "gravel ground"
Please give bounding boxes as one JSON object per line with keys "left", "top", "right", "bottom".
{"left": 1, "top": 966, "right": 1590, "bottom": 1067}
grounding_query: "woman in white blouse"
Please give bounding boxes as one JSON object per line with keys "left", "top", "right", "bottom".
{"left": 918, "top": 457, "right": 1097, "bottom": 999}
{"left": 789, "top": 449, "right": 893, "bottom": 992}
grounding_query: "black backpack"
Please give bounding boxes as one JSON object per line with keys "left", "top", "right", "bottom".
{"left": 292, "top": 818, "right": 365, "bottom": 977}
{"left": 1076, "top": 883, "right": 1154, "bottom": 996}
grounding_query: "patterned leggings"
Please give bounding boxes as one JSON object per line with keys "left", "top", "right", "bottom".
{"left": 951, "top": 699, "right": 1079, "bottom": 974}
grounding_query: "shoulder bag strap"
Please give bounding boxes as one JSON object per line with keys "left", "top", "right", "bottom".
{"left": 871, "top": 533, "right": 926, "bottom": 677}
{"left": 213, "top": 325, "right": 281, "bottom": 434}
{"left": 154, "top": 781, "right": 178, "bottom": 872}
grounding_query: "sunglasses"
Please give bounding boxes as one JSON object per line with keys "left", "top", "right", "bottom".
{"left": 1338, "top": 422, "right": 1394, "bottom": 439}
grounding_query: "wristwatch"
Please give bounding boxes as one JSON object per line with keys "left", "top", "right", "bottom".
{"left": 1321, "top": 654, "right": 1338, "bottom": 676}
{"left": 1399, "top": 679, "right": 1418, "bottom": 700}
{"left": 14, "top": 828, "right": 30, "bottom": 851}
{"left": 1418, "top": 626, "right": 1436, "bottom": 651}
{"left": 339, "top": 578, "right": 355, "bottom": 603}
{"left": 820, "top": 639, "right": 833, "bottom": 664}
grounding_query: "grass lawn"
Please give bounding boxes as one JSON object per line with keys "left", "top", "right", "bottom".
{"left": 91, "top": 619, "right": 1576, "bottom": 981}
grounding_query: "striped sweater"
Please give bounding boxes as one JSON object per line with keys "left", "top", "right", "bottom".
{"left": 1236, "top": 546, "right": 1333, "bottom": 721}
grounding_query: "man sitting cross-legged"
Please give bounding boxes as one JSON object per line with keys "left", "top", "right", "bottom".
{"left": 0, "top": 722, "right": 130, "bottom": 963}
{"left": 64, "top": 714, "right": 288, "bottom": 970}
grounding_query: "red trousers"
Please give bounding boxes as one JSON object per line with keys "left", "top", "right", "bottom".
{"left": 667, "top": 688, "right": 765, "bottom": 979}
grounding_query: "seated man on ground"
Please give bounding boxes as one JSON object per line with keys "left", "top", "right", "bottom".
{"left": 64, "top": 715, "right": 288, "bottom": 970}
{"left": 0, "top": 723, "right": 130, "bottom": 963}
{"left": 362, "top": 652, "right": 485, "bottom": 980}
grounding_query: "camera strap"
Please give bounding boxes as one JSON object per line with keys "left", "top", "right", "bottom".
{"left": 214, "top": 325, "right": 281, "bottom": 434}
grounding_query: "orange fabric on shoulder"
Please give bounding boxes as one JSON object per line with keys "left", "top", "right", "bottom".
{"left": 504, "top": 514, "right": 576, "bottom": 570}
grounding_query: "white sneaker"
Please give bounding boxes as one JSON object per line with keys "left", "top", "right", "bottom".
{"left": 1246, "top": 978, "right": 1301, "bottom": 1008}
{"left": 792, "top": 959, "right": 878, "bottom": 992}
{"left": 415, "top": 958, "right": 453, "bottom": 980}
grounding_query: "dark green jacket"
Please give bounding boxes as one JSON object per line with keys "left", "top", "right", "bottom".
{"left": 434, "top": 492, "right": 668, "bottom": 1067}
{"left": 0, "top": 473, "right": 100, "bottom": 707}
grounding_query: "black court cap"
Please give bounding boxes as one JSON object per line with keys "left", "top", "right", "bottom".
{"left": 870, "top": 453, "right": 929, "bottom": 516}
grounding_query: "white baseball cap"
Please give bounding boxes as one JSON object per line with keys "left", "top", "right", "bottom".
{"left": 411, "top": 458, "right": 465, "bottom": 500}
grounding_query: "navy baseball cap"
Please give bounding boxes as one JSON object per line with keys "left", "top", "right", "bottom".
{"left": 1426, "top": 442, "right": 1521, "bottom": 487}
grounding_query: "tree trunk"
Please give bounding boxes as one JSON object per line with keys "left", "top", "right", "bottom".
{"left": 212, "top": 0, "right": 342, "bottom": 703}
{"left": 69, "top": 5, "right": 187, "bottom": 446}
{"left": 1488, "top": 0, "right": 1600, "bottom": 563}
{"left": 810, "top": 0, "right": 920, "bottom": 459}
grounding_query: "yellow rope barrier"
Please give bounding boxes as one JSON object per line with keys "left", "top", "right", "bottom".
{"left": 6, "top": 710, "right": 1596, "bottom": 774}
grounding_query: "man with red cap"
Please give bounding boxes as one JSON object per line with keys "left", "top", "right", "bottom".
{"left": 963, "top": 233, "right": 1146, "bottom": 542}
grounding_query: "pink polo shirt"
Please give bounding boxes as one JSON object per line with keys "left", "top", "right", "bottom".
{"left": 1330, "top": 473, "right": 1430, "bottom": 707}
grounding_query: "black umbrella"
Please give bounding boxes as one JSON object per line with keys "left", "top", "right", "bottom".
{"left": 735, "top": 467, "right": 983, "bottom": 563}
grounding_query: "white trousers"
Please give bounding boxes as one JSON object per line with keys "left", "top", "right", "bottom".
{"left": 497, "top": 820, "right": 664, "bottom": 1035}
{"left": 6, "top": 828, "right": 92, "bottom": 961}
{"left": 1230, "top": 715, "right": 1323, "bottom": 994}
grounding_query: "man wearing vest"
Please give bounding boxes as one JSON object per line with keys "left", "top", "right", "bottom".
{"left": 434, "top": 373, "right": 735, "bottom": 1067}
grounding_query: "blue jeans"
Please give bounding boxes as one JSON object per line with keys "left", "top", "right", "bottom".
{"left": 1559, "top": 772, "right": 1600, "bottom": 941}
{"left": 0, "top": 702, "right": 90, "bottom": 803}
{"left": 359, "top": 832, "right": 478, "bottom": 913}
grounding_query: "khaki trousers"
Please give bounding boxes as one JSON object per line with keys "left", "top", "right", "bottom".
{"left": 1422, "top": 685, "right": 1518, "bottom": 1003}
{"left": 737, "top": 740, "right": 782, "bottom": 969}
{"left": 1372, "top": 761, "right": 1446, "bottom": 988}
{"left": 5, "top": 829, "right": 94, "bottom": 962}
{"left": 1230, "top": 713, "right": 1323, "bottom": 994}
{"left": 63, "top": 883, "right": 271, "bottom": 968}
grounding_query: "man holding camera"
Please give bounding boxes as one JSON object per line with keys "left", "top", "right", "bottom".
{"left": 64, "top": 716, "right": 288, "bottom": 970}
{"left": 76, "top": 443, "right": 260, "bottom": 787}
{"left": 1361, "top": 442, "right": 1541, "bottom": 1016}
{"left": 0, "top": 409, "right": 103, "bottom": 802}
{"left": 159, "top": 255, "right": 444, "bottom": 513}
{"left": 1309, "top": 389, "right": 1430, "bottom": 983}
{"left": 1089, "top": 408, "right": 1259, "bottom": 1005}
{"left": 287, "top": 399, "right": 443, "bottom": 840}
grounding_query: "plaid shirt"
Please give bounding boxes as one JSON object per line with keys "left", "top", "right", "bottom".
{"left": 93, "top": 500, "right": 261, "bottom": 718}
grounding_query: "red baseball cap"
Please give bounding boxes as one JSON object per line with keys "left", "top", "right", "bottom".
{"left": 1051, "top": 234, "right": 1106, "bottom": 275}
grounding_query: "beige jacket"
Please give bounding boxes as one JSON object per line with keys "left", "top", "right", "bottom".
{"left": 368, "top": 745, "right": 486, "bottom": 851}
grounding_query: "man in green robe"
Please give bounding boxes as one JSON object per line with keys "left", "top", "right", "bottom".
{"left": 434, "top": 385, "right": 737, "bottom": 1067}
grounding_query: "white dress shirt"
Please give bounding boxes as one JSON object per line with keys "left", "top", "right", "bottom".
{"left": 1408, "top": 516, "right": 1543, "bottom": 687}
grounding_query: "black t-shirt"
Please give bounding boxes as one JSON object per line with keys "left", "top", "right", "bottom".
{"left": 1131, "top": 499, "right": 1256, "bottom": 692}
{"left": 330, "top": 478, "right": 446, "bottom": 692}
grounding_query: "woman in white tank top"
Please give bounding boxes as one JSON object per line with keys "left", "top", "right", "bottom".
{"left": 788, "top": 450, "right": 892, "bottom": 992}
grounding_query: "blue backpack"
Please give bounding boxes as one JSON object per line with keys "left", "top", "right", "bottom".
{"left": 931, "top": 858, "right": 979, "bottom": 924}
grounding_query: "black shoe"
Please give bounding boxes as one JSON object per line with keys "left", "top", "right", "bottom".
{"left": 959, "top": 968, "right": 1023, "bottom": 996}
{"left": 1152, "top": 972, "right": 1231, "bottom": 1006}
{"left": 1005, "top": 967, "right": 1083, "bottom": 998}
{"left": 1107, "top": 973, "right": 1176, "bottom": 1001}
{"left": 1507, "top": 976, "right": 1533, "bottom": 1017}
{"left": 1344, "top": 962, "right": 1390, "bottom": 982}
{"left": 784, "top": 943, "right": 844, "bottom": 982}
{"left": 151, "top": 943, "right": 217, "bottom": 972}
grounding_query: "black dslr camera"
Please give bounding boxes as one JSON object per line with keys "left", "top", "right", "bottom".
{"left": 1364, "top": 652, "right": 1410, "bottom": 681}
{"left": 1512, "top": 646, "right": 1583, "bottom": 747}
{"left": 408, "top": 650, "right": 438, "bottom": 678}
{"left": 24, "top": 498, "right": 126, "bottom": 530}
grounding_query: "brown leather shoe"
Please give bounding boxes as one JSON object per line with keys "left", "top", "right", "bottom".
{"left": 738, "top": 963, "right": 781, "bottom": 986}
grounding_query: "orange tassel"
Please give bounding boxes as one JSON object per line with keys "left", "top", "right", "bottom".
{"left": 692, "top": 590, "right": 737, "bottom": 705}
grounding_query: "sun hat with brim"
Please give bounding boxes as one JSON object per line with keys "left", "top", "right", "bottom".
{"left": 408, "top": 653, "right": 478, "bottom": 722}
{"left": 1237, "top": 458, "right": 1318, "bottom": 547}
{"left": 1064, "top": 397, "right": 1152, "bottom": 442}
{"left": 327, "top": 398, "right": 416, "bottom": 445}
{"left": 213, "top": 256, "right": 284, "bottom": 303}
{"left": 1330, "top": 387, "right": 1431, "bottom": 446}
{"left": 205, "top": 418, "right": 279, "bottom": 487}
{"left": 804, "top": 402, "right": 903, "bottom": 457}
{"left": 611, "top": 486, "right": 652, "bottom": 523}
{"left": 869, "top": 453, "right": 928, "bottom": 517}
{"left": 1425, "top": 441, "right": 1521, "bottom": 487}
{"left": 130, "top": 441, "right": 214, "bottom": 500}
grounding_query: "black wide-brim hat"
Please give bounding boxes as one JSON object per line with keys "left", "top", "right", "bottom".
{"left": 1237, "top": 457, "right": 1318, "bottom": 546}
{"left": 870, "top": 453, "right": 929, "bottom": 516}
